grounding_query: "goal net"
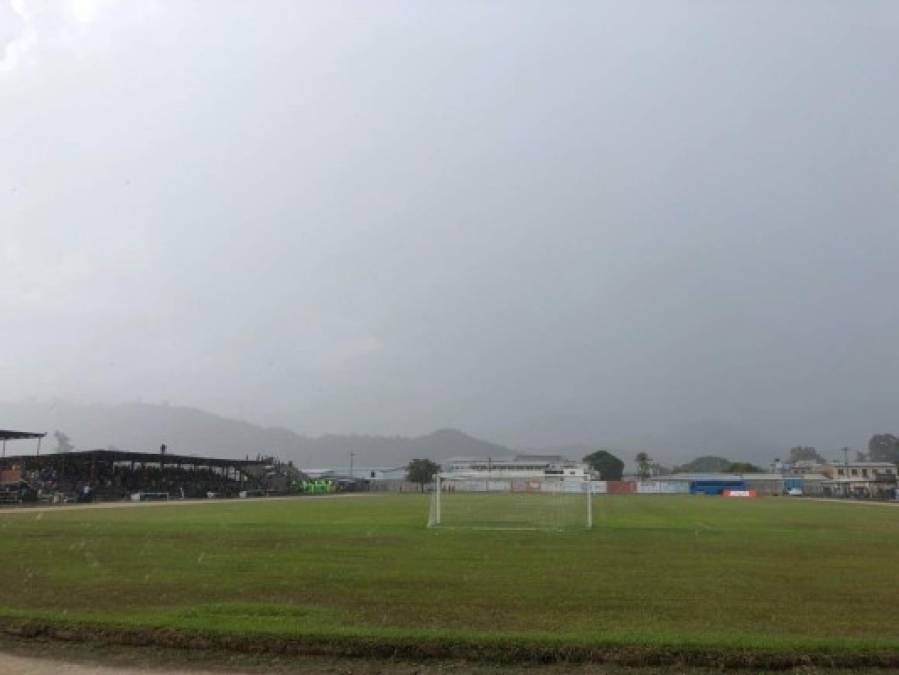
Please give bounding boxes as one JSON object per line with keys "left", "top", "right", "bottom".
{"left": 428, "top": 474, "right": 593, "bottom": 530}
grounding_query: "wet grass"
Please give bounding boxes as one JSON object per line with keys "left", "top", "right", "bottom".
{"left": 0, "top": 495, "right": 897, "bottom": 665}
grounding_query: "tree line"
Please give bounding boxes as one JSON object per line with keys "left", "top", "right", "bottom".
{"left": 582, "top": 433, "right": 899, "bottom": 481}
{"left": 581, "top": 450, "right": 761, "bottom": 479}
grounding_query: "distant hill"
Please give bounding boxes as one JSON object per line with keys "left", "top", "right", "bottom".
{"left": 0, "top": 400, "right": 512, "bottom": 468}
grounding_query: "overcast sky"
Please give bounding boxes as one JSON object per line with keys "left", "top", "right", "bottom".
{"left": 2, "top": 1, "right": 898, "bottom": 455}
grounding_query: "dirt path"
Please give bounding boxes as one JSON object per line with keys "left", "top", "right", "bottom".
{"left": 0, "top": 493, "right": 380, "bottom": 517}
{"left": 0, "top": 652, "right": 222, "bottom": 675}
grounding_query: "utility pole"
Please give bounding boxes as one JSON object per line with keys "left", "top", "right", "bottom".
{"left": 349, "top": 451, "right": 355, "bottom": 478}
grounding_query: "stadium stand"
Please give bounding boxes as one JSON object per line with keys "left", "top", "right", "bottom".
{"left": 0, "top": 448, "right": 307, "bottom": 504}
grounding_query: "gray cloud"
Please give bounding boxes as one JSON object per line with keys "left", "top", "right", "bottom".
{"left": 2, "top": 1, "right": 899, "bottom": 463}
{"left": 0, "top": 0, "right": 26, "bottom": 71}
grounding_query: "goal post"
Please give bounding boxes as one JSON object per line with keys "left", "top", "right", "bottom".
{"left": 428, "top": 473, "right": 593, "bottom": 530}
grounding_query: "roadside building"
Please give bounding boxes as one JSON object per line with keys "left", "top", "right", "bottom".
{"left": 819, "top": 461, "right": 897, "bottom": 498}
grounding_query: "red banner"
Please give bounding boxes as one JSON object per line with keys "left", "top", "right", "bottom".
{"left": 0, "top": 469, "right": 22, "bottom": 484}
{"left": 607, "top": 481, "right": 636, "bottom": 494}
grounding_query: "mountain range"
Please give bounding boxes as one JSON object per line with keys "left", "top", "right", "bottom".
{"left": 0, "top": 400, "right": 512, "bottom": 468}
{"left": 0, "top": 399, "right": 797, "bottom": 469}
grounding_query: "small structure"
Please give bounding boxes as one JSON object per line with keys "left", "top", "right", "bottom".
{"left": 300, "top": 474, "right": 368, "bottom": 493}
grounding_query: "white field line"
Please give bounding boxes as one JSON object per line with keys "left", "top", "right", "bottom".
{"left": 803, "top": 497, "right": 899, "bottom": 508}
{"left": 0, "top": 493, "right": 381, "bottom": 517}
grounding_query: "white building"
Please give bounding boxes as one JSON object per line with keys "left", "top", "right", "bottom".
{"left": 820, "top": 461, "right": 897, "bottom": 498}
{"left": 443, "top": 454, "right": 589, "bottom": 479}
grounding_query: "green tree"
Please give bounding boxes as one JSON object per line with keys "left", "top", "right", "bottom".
{"left": 788, "top": 446, "right": 822, "bottom": 463}
{"left": 406, "top": 458, "right": 440, "bottom": 492}
{"left": 53, "top": 430, "right": 74, "bottom": 454}
{"left": 868, "top": 434, "right": 899, "bottom": 464}
{"left": 652, "top": 462, "right": 672, "bottom": 476}
{"left": 582, "top": 449, "right": 624, "bottom": 481}
{"left": 726, "top": 462, "right": 761, "bottom": 473}
{"left": 635, "top": 452, "right": 653, "bottom": 480}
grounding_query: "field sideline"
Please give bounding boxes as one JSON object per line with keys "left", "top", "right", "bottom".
{"left": 0, "top": 492, "right": 377, "bottom": 516}
{"left": 0, "top": 494, "right": 897, "bottom": 667}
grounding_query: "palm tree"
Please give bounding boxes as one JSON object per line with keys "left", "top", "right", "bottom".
{"left": 635, "top": 452, "right": 653, "bottom": 480}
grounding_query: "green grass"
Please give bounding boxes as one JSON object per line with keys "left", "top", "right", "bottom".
{"left": 0, "top": 495, "right": 897, "bottom": 664}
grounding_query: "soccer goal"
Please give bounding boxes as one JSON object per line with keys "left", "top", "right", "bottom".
{"left": 428, "top": 474, "right": 593, "bottom": 530}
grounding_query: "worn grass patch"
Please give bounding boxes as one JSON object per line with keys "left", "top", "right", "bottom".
{"left": 0, "top": 495, "right": 897, "bottom": 666}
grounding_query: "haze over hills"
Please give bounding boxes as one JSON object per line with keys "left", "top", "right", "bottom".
{"left": 0, "top": 400, "right": 513, "bottom": 468}
{"left": 0, "top": 399, "right": 825, "bottom": 470}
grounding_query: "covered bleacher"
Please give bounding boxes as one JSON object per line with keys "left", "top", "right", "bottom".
{"left": 0, "top": 448, "right": 298, "bottom": 504}
{"left": 0, "top": 429, "right": 47, "bottom": 504}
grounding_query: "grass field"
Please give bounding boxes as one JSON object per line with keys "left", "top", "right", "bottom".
{"left": 0, "top": 495, "right": 898, "bottom": 667}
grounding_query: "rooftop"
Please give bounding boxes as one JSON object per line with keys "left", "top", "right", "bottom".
{"left": 826, "top": 461, "right": 897, "bottom": 467}
{"left": 0, "top": 448, "right": 265, "bottom": 468}
{"left": 0, "top": 429, "right": 46, "bottom": 441}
